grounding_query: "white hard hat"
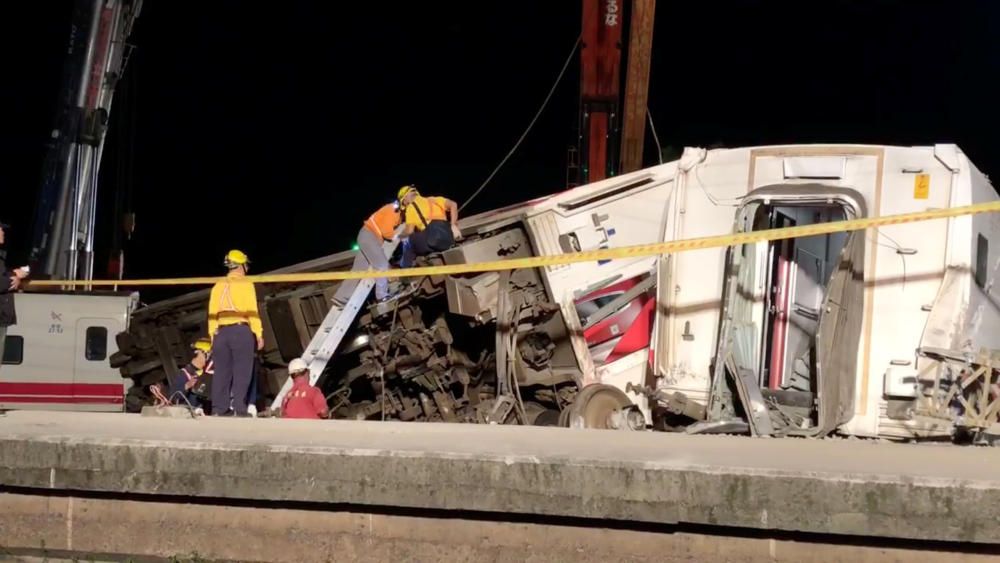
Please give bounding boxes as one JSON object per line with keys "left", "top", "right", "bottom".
{"left": 288, "top": 358, "right": 308, "bottom": 374}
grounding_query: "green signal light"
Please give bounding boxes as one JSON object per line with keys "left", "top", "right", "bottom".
{"left": 351, "top": 243, "right": 360, "bottom": 251}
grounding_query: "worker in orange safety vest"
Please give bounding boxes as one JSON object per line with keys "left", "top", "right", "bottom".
{"left": 331, "top": 200, "right": 403, "bottom": 306}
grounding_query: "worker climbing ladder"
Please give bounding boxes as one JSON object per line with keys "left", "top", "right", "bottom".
{"left": 271, "top": 239, "right": 399, "bottom": 408}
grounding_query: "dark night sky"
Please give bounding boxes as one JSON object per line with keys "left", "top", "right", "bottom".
{"left": 3, "top": 1, "right": 999, "bottom": 301}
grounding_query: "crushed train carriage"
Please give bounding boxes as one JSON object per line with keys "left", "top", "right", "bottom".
{"left": 110, "top": 143, "right": 1000, "bottom": 441}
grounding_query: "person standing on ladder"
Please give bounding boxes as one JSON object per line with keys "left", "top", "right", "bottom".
{"left": 332, "top": 200, "right": 403, "bottom": 306}
{"left": 207, "top": 249, "right": 263, "bottom": 417}
{"left": 397, "top": 185, "right": 462, "bottom": 268}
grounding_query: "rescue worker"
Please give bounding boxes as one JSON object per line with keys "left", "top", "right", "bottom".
{"left": 0, "top": 221, "right": 28, "bottom": 369}
{"left": 397, "top": 185, "right": 462, "bottom": 268}
{"left": 168, "top": 339, "right": 212, "bottom": 408}
{"left": 331, "top": 200, "right": 403, "bottom": 307}
{"left": 280, "top": 358, "right": 329, "bottom": 419}
{"left": 207, "top": 250, "right": 263, "bottom": 417}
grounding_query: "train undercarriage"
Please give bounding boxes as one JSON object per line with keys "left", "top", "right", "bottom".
{"left": 114, "top": 223, "right": 644, "bottom": 429}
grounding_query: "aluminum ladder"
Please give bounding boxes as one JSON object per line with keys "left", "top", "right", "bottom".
{"left": 271, "top": 238, "right": 399, "bottom": 408}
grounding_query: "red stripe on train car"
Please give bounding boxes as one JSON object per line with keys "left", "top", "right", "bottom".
{"left": 0, "top": 396, "right": 123, "bottom": 404}
{"left": 0, "top": 382, "right": 123, "bottom": 397}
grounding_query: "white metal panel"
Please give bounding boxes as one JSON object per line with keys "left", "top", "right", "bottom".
{"left": 851, "top": 148, "right": 951, "bottom": 437}
{"left": 525, "top": 212, "right": 569, "bottom": 275}
{"left": 964, "top": 162, "right": 1000, "bottom": 354}
{"left": 535, "top": 174, "right": 675, "bottom": 386}
{"left": 539, "top": 178, "right": 674, "bottom": 298}
{"left": 656, "top": 147, "right": 752, "bottom": 401}
{"left": 754, "top": 154, "right": 879, "bottom": 197}
{"left": 783, "top": 157, "right": 846, "bottom": 179}
{"left": 883, "top": 367, "right": 918, "bottom": 398}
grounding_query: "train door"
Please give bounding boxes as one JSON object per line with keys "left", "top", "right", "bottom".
{"left": 711, "top": 187, "right": 866, "bottom": 436}
{"left": 73, "top": 317, "right": 124, "bottom": 410}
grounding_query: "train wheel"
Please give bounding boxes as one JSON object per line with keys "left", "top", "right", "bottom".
{"left": 566, "top": 384, "right": 643, "bottom": 430}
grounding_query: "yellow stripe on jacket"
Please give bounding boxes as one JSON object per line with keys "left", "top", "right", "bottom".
{"left": 208, "top": 271, "right": 262, "bottom": 339}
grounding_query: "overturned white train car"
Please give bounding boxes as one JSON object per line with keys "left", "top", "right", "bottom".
{"left": 513, "top": 143, "right": 997, "bottom": 440}
{"left": 455, "top": 143, "right": 997, "bottom": 440}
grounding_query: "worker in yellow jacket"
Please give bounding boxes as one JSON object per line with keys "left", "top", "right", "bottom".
{"left": 207, "top": 249, "right": 262, "bottom": 416}
{"left": 397, "top": 185, "right": 461, "bottom": 267}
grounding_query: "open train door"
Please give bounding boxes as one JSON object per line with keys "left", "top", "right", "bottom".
{"left": 705, "top": 205, "right": 771, "bottom": 434}
{"left": 707, "top": 186, "right": 867, "bottom": 436}
{"left": 812, "top": 210, "right": 866, "bottom": 435}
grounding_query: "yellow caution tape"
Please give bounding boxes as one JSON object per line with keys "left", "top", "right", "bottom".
{"left": 29, "top": 200, "right": 1000, "bottom": 288}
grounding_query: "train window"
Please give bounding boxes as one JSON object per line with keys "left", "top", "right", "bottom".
{"left": 85, "top": 326, "right": 108, "bottom": 361}
{"left": 2, "top": 335, "right": 23, "bottom": 365}
{"left": 575, "top": 293, "right": 624, "bottom": 325}
{"left": 575, "top": 294, "right": 621, "bottom": 317}
{"left": 976, "top": 234, "right": 988, "bottom": 289}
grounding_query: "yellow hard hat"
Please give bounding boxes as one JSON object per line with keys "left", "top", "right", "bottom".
{"left": 192, "top": 339, "right": 212, "bottom": 354}
{"left": 225, "top": 249, "right": 249, "bottom": 266}
{"left": 397, "top": 185, "right": 418, "bottom": 201}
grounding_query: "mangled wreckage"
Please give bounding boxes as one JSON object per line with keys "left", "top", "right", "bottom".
{"left": 113, "top": 143, "right": 1000, "bottom": 442}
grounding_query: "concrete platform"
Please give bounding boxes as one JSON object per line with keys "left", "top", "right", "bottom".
{"left": 0, "top": 411, "right": 999, "bottom": 546}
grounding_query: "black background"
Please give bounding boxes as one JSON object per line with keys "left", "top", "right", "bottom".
{"left": 2, "top": 1, "right": 998, "bottom": 301}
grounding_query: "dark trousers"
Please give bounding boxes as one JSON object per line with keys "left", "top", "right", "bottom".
{"left": 168, "top": 377, "right": 202, "bottom": 409}
{"left": 247, "top": 359, "right": 258, "bottom": 408}
{"left": 211, "top": 324, "right": 255, "bottom": 415}
{"left": 177, "top": 390, "right": 202, "bottom": 408}
{"left": 401, "top": 220, "right": 453, "bottom": 267}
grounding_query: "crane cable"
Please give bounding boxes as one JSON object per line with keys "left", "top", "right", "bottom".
{"left": 647, "top": 107, "right": 664, "bottom": 165}
{"left": 460, "top": 33, "right": 583, "bottom": 212}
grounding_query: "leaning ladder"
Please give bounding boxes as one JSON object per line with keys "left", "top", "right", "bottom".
{"left": 271, "top": 239, "right": 399, "bottom": 408}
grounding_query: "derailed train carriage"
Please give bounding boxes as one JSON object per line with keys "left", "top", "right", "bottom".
{"left": 111, "top": 143, "right": 1000, "bottom": 442}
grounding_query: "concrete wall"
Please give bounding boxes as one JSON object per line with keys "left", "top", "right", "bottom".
{"left": 3, "top": 412, "right": 1000, "bottom": 560}
{"left": 1, "top": 492, "right": 996, "bottom": 563}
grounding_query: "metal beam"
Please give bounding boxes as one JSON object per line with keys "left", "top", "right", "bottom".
{"left": 580, "top": 273, "right": 655, "bottom": 329}
{"left": 620, "top": 0, "right": 656, "bottom": 174}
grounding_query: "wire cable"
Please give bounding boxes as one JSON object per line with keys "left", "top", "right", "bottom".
{"left": 460, "top": 33, "right": 582, "bottom": 212}
{"left": 692, "top": 150, "right": 743, "bottom": 207}
{"left": 647, "top": 107, "right": 664, "bottom": 165}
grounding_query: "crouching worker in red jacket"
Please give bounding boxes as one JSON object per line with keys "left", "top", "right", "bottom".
{"left": 281, "top": 358, "right": 329, "bottom": 419}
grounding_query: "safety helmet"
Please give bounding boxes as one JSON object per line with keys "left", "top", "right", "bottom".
{"left": 397, "top": 185, "right": 418, "bottom": 201}
{"left": 192, "top": 339, "right": 212, "bottom": 354}
{"left": 288, "top": 357, "right": 309, "bottom": 375}
{"left": 224, "top": 249, "right": 249, "bottom": 268}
